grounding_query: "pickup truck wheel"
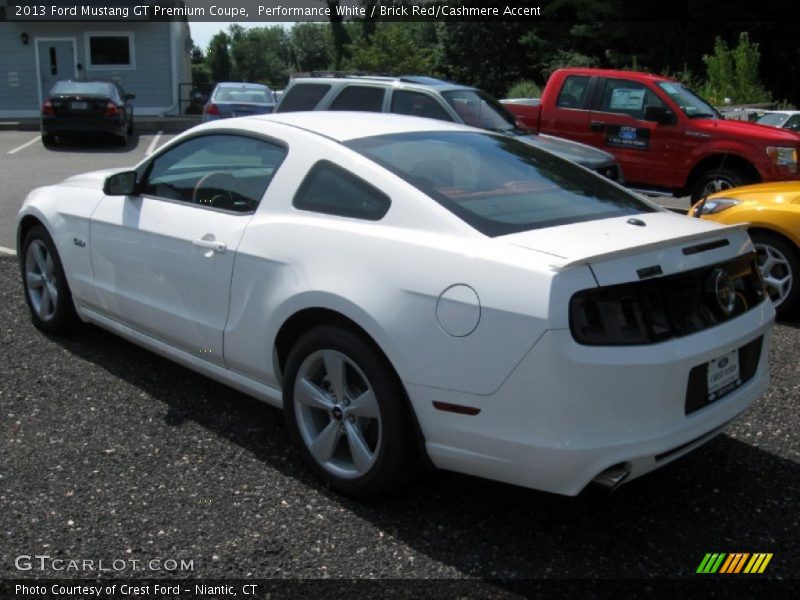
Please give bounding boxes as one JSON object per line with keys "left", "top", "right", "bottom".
{"left": 750, "top": 231, "right": 799, "bottom": 317}
{"left": 690, "top": 167, "right": 749, "bottom": 201}
{"left": 283, "top": 325, "right": 417, "bottom": 498}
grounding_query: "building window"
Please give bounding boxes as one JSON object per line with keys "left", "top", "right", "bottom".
{"left": 86, "top": 33, "right": 134, "bottom": 69}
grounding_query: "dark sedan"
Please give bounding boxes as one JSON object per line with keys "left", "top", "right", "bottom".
{"left": 202, "top": 82, "right": 276, "bottom": 122}
{"left": 41, "top": 80, "right": 135, "bottom": 146}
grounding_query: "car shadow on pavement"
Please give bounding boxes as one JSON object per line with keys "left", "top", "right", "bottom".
{"left": 44, "top": 133, "right": 142, "bottom": 153}
{"left": 40, "top": 317, "right": 800, "bottom": 581}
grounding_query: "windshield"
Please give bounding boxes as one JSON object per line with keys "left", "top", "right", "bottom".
{"left": 50, "top": 81, "right": 113, "bottom": 96}
{"left": 441, "top": 90, "right": 517, "bottom": 132}
{"left": 657, "top": 82, "right": 718, "bottom": 119}
{"left": 756, "top": 113, "right": 789, "bottom": 127}
{"left": 346, "top": 131, "right": 654, "bottom": 237}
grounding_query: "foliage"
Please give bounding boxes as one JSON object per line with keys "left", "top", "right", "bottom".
{"left": 190, "top": 44, "right": 204, "bottom": 65}
{"left": 191, "top": 20, "right": 797, "bottom": 107}
{"left": 191, "top": 63, "right": 211, "bottom": 85}
{"left": 290, "top": 23, "right": 333, "bottom": 73}
{"left": 206, "top": 32, "right": 232, "bottom": 82}
{"left": 701, "top": 32, "right": 771, "bottom": 105}
{"left": 506, "top": 80, "right": 542, "bottom": 99}
{"left": 343, "top": 23, "right": 437, "bottom": 75}
{"left": 229, "top": 26, "right": 292, "bottom": 88}
{"left": 436, "top": 22, "right": 531, "bottom": 97}
{"left": 541, "top": 50, "right": 599, "bottom": 79}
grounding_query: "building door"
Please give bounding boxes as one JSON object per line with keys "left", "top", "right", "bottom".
{"left": 37, "top": 40, "right": 76, "bottom": 100}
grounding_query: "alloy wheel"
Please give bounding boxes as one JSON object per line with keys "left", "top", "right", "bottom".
{"left": 293, "top": 349, "right": 382, "bottom": 479}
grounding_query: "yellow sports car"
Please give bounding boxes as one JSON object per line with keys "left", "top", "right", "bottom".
{"left": 691, "top": 181, "right": 800, "bottom": 316}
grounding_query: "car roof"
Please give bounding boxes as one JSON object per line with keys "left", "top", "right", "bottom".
{"left": 243, "top": 111, "right": 478, "bottom": 142}
{"left": 288, "top": 75, "right": 473, "bottom": 93}
{"left": 216, "top": 82, "right": 269, "bottom": 89}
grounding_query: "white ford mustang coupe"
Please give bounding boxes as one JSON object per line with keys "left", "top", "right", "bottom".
{"left": 16, "top": 113, "right": 774, "bottom": 497}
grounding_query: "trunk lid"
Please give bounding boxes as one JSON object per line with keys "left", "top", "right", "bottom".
{"left": 50, "top": 94, "right": 110, "bottom": 117}
{"left": 502, "top": 211, "right": 751, "bottom": 286}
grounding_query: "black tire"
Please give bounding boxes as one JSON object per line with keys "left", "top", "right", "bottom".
{"left": 127, "top": 112, "right": 134, "bottom": 135}
{"left": 20, "top": 225, "right": 80, "bottom": 334}
{"left": 750, "top": 231, "right": 800, "bottom": 317}
{"left": 689, "top": 166, "right": 751, "bottom": 201}
{"left": 283, "top": 325, "right": 418, "bottom": 498}
{"left": 116, "top": 128, "right": 128, "bottom": 147}
{"left": 42, "top": 133, "right": 55, "bottom": 147}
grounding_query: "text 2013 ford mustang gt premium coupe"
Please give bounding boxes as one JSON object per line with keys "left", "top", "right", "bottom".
{"left": 16, "top": 113, "right": 774, "bottom": 497}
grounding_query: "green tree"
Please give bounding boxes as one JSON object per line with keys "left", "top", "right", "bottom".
{"left": 290, "top": 23, "right": 333, "bottom": 73}
{"left": 206, "top": 32, "right": 232, "bottom": 82}
{"left": 702, "top": 32, "right": 770, "bottom": 105}
{"left": 230, "top": 26, "right": 292, "bottom": 87}
{"left": 343, "top": 23, "right": 436, "bottom": 75}
{"left": 507, "top": 80, "right": 542, "bottom": 99}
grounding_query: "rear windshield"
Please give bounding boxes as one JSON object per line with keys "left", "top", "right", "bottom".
{"left": 346, "top": 131, "right": 654, "bottom": 237}
{"left": 50, "top": 81, "right": 113, "bottom": 96}
{"left": 214, "top": 87, "right": 271, "bottom": 104}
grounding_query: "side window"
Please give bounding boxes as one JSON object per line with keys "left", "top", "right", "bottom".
{"left": 390, "top": 90, "right": 454, "bottom": 122}
{"left": 785, "top": 115, "right": 800, "bottom": 131}
{"left": 329, "top": 86, "right": 386, "bottom": 112}
{"left": 277, "top": 83, "right": 331, "bottom": 112}
{"left": 293, "top": 161, "right": 391, "bottom": 221}
{"left": 598, "top": 78, "right": 663, "bottom": 120}
{"left": 141, "top": 134, "right": 287, "bottom": 213}
{"left": 556, "top": 75, "right": 590, "bottom": 109}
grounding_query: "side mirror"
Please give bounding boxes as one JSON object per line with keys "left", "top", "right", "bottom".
{"left": 125, "top": 93, "right": 136, "bottom": 101}
{"left": 104, "top": 170, "right": 138, "bottom": 196}
{"left": 644, "top": 105, "right": 676, "bottom": 125}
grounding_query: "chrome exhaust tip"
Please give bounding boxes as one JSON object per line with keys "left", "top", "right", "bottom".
{"left": 592, "top": 463, "right": 630, "bottom": 490}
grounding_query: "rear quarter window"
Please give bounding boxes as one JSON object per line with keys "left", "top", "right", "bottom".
{"left": 293, "top": 161, "right": 391, "bottom": 220}
{"left": 277, "top": 83, "right": 331, "bottom": 112}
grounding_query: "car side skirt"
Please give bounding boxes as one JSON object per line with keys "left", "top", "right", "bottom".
{"left": 79, "top": 305, "right": 284, "bottom": 409}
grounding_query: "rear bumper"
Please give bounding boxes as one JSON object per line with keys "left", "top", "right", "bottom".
{"left": 42, "top": 116, "right": 126, "bottom": 136}
{"left": 407, "top": 300, "right": 774, "bottom": 495}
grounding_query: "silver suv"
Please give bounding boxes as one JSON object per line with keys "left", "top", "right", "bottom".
{"left": 276, "top": 75, "right": 622, "bottom": 182}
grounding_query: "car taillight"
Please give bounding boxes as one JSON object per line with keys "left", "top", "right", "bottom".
{"left": 205, "top": 103, "right": 220, "bottom": 116}
{"left": 105, "top": 101, "right": 119, "bottom": 117}
{"left": 42, "top": 100, "right": 54, "bottom": 116}
{"left": 569, "top": 255, "right": 764, "bottom": 346}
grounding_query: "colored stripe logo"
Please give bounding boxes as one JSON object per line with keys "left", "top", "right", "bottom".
{"left": 697, "top": 553, "right": 773, "bottom": 574}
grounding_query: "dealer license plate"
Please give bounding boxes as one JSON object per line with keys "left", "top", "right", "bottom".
{"left": 707, "top": 348, "right": 741, "bottom": 401}
{"left": 70, "top": 101, "right": 88, "bottom": 110}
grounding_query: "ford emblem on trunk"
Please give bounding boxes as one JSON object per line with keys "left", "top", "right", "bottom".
{"left": 706, "top": 268, "right": 736, "bottom": 316}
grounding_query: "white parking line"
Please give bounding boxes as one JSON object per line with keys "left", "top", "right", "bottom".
{"left": 7, "top": 135, "right": 41, "bottom": 155}
{"left": 146, "top": 130, "right": 163, "bottom": 156}
{"left": 0, "top": 246, "right": 17, "bottom": 257}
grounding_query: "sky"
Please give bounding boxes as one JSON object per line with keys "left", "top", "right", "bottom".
{"left": 189, "top": 22, "right": 294, "bottom": 50}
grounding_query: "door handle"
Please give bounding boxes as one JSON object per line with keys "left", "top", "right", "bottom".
{"left": 590, "top": 120, "right": 606, "bottom": 132}
{"left": 192, "top": 238, "right": 227, "bottom": 253}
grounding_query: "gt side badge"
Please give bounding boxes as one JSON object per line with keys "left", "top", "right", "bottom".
{"left": 73, "top": 237, "right": 86, "bottom": 248}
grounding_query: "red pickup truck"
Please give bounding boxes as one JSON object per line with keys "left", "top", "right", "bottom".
{"left": 502, "top": 68, "right": 800, "bottom": 199}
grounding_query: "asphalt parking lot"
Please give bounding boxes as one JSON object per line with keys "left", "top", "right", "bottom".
{"left": 0, "top": 130, "right": 178, "bottom": 252}
{"left": 0, "top": 131, "right": 797, "bottom": 589}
